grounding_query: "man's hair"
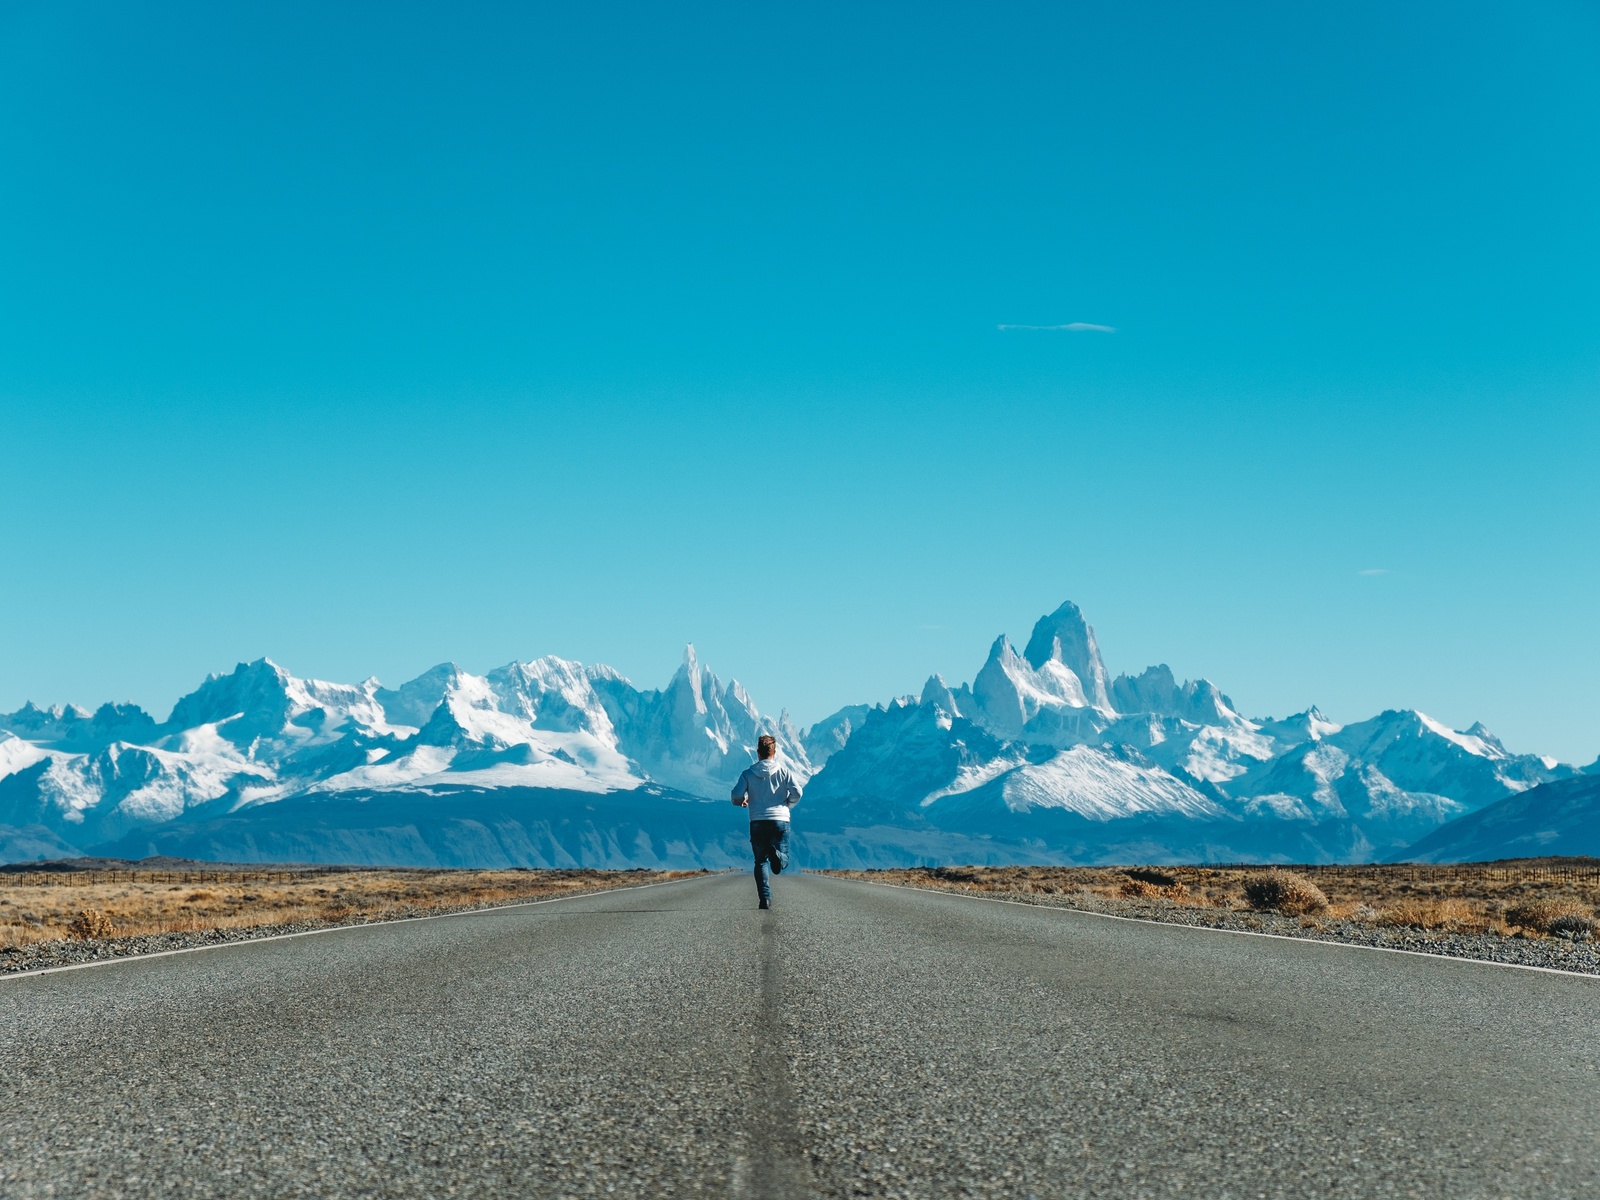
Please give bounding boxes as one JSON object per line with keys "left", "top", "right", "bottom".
{"left": 757, "top": 734, "right": 777, "bottom": 759}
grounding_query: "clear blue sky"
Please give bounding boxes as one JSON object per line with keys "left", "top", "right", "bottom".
{"left": 2, "top": 2, "right": 1597, "bottom": 763}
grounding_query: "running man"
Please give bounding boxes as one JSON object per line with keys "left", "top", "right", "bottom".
{"left": 730, "top": 733, "right": 802, "bottom": 910}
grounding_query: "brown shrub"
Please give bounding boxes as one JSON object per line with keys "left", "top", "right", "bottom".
{"left": 1125, "top": 867, "right": 1180, "bottom": 888}
{"left": 1506, "top": 899, "right": 1594, "bottom": 936}
{"left": 1242, "top": 870, "right": 1328, "bottom": 916}
{"left": 1118, "top": 876, "right": 1188, "bottom": 902}
{"left": 67, "top": 909, "right": 115, "bottom": 940}
{"left": 929, "top": 867, "right": 985, "bottom": 885}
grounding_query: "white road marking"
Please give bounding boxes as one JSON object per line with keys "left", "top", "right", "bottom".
{"left": 853, "top": 877, "right": 1600, "bottom": 981}
{"left": 0, "top": 874, "right": 703, "bottom": 982}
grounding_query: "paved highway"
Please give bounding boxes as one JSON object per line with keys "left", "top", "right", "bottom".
{"left": 3, "top": 872, "right": 1597, "bottom": 1198}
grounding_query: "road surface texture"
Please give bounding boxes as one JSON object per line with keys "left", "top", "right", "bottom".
{"left": 2, "top": 871, "right": 1597, "bottom": 1198}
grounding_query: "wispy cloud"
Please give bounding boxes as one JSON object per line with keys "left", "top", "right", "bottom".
{"left": 1358, "top": 568, "right": 1390, "bottom": 576}
{"left": 997, "top": 322, "right": 1116, "bottom": 333}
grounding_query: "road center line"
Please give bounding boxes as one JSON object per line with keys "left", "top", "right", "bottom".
{"left": 748, "top": 912, "right": 814, "bottom": 1200}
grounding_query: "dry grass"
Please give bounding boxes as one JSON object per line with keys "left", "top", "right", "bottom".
{"left": 1375, "top": 897, "right": 1488, "bottom": 933}
{"left": 826, "top": 861, "right": 1600, "bottom": 939}
{"left": 0, "top": 868, "right": 696, "bottom": 950}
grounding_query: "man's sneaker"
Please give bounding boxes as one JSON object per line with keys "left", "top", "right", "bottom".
{"left": 758, "top": 900, "right": 771, "bottom": 910}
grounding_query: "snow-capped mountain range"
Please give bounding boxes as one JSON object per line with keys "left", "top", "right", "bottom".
{"left": 800, "top": 603, "right": 1581, "bottom": 865}
{"left": 0, "top": 602, "right": 1587, "bottom": 867}
{"left": 0, "top": 644, "right": 801, "bottom": 850}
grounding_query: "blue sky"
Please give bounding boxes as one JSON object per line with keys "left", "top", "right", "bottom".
{"left": 2, "top": 2, "right": 1597, "bottom": 762}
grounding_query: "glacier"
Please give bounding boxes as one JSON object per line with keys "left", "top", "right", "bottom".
{"left": 0, "top": 600, "right": 1583, "bottom": 867}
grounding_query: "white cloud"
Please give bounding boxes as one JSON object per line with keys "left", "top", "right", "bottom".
{"left": 1358, "top": 568, "right": 1390, "bottom": 576}
{"left": 997, "top": 322, "right": 1116, "bottom": 333}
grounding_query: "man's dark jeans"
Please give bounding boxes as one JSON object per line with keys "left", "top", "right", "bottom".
{"left": 750, "top": 819, "right": 790, "bottom": 906}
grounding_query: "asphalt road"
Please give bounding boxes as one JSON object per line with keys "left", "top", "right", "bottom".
{"left": 3, "top": 872, "right": 1598, "bottom": 1199}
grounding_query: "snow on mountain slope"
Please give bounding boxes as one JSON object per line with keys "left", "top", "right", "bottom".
{"left": 1108, "top": 665, "right": 1241, "bottom": 726}
{"left": 0, "top": 718, "right": 279, "bottom": 846}
{"left": 0, "top": 731, "right": 52, "bottom": 782}
{"left": 804, "top": 701, "right": 1222, "bottom": 835}
{"left": 374, "top": 663, "right": 466, "bottom": 730}
{"left": 0, "top": 599, "right": 1580, "bottom": 867}
{"left": 1098, "top": 712, "right": 1276, "bottom": 790}
{"left": 800, "top": 603, "right": 1576, "bottom": 864}
{"left": 0, "top": 645, "right": 799, "bottom": 851}
{"left": 587, "top": 645, "right": 808, "bottom": 797}
{"left": 803, "top": 700, "right": 1013, "bottom": 823}
{"left": 995, "top": 747, "right": 1222, "bottom": 820}
{"left": 0, "top": 702, "right": 160, "bottom": 753}
{"left": 1021, "top": 600, "right": 1114, "bottom": 711}
{"left": 168, "top": 658, "right": 404, "bottom": 747}
{"left": 41, "top": 734, "right": 275, "bottom": 838}
{"left": 969, "top": 636, "right": 1112, "bottom": 745}
{"left": 1233, "top": 709, "right": 1573, "bottom": 821}
{"left": 953, "top": 605, "right": 1260, "bottom": 761}
{"left": 802, "top": 703, "right": 876, "bottom": 768}
{"left": 1254, "top": 707, "right": 1343, "bottom": 745}
{"left": 314, "top": 656, "right": 639, "bottom": 796}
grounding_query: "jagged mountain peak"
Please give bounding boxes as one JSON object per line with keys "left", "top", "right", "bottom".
{"left": 679, "top": 643, "right": 701, "bottom": 676}
{"left": 1022, "top": 601, "right": 1112, "bottom": 711}
{"left": 1464, "top": 722, "right": 1507, "bottom": 754}
{"left": 6, "top": 700, "right": 92, "bottom": 724}
{"left": 166, "top": 657, "right": 297, "bottom": 730}
{"left": 374, "top": 662, "right": 467, "bottom": 729}
{"left": 483, "top": 656, "right": 616, "bottom": 739}
{"left": 1, "top": 599, "right": 1581, "bottom": 867}
{"left": 969, "top": 606, "right": 1116, "bottom": 742}
{"left": 491, "top": 654, "right": 595, "bottom": 702}
{"left": 801, "top": 702, "right": 877, "bottom": 768}
{"left": 2, "top": 699, "right": 140, "bottom": 742}
{"left": 666, "top": 644, "right": 713, "bottom": 716}
{"left": 1349, "top": 709, "right": 1510, "bottom": 761}
{"left": 725, "top": 678, "right": 759, "bottom": 721}
{"left": 920, "top": 673, "right": 964, "bottom": 716}
{"left": 1109, "top": 663, "right": 1240, "bottom": 725}
{"left": 1255, "top": 707, "right": 1343, "bottom": 745}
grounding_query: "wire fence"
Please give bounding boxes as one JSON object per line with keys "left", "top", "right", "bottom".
{"left": 0, "top": 869, "right": 323, "bottom": 887}
{"left": 0, "top": 864, "right": 577, "bottom": 888}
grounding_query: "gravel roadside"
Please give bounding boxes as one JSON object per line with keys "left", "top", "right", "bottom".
{"left": 0, "top": 877, "right": 684, "bottom": 976}
{"left": 867, "top": 878, "right": 1600, "bottom": 975}
{"left": 18, "top": 871, "right": 1595, "bottom": 979}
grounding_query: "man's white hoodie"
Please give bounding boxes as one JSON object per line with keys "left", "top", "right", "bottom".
{"left": 731, "top": 758, "right": 802, "bottom": 822}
